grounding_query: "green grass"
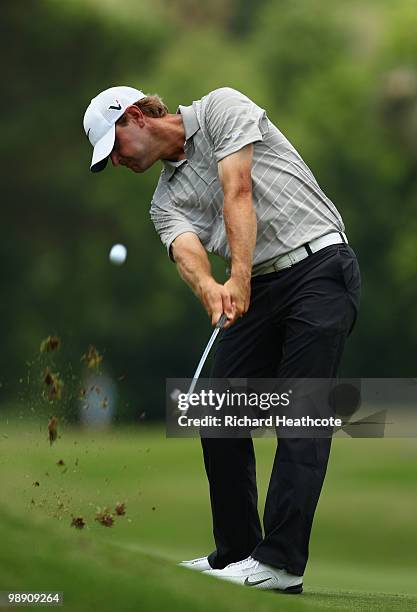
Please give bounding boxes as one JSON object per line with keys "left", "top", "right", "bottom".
{"left": 0, "top": 420, "right": 416, "bottom": 611}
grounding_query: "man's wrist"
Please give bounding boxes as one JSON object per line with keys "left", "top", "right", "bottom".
{"left": 230, "top": 265, "right": 252, "bottom": 283}
{"left": 197, "top": 274, "right": 216, "bottom": 295}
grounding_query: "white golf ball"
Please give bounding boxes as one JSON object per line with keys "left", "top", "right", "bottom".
{"left": 109, "top": 244, "right": 127, "bottom": 265}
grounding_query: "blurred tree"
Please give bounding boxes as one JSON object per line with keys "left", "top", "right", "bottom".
{"left": 0, "top": 0, "right": 178, "bottom": 418}
{"left": 251, "top": 0, "right": 417, "bottom": 375}
{"left": 1, "top": 0, "right": 416, "bottom": 424}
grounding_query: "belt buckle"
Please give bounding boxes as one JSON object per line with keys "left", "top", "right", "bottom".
{"left": 273, "top": 253, "right": 293, "bottom": 271}
{"left": 287, "top": 251, "right": 298, "bottom": 266}
{"left": 273, "top": 255, "right": 285, "bottom": 272}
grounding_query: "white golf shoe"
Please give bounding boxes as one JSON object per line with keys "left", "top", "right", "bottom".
{"left": 178, "top": 556, "right": 212, "bottom": 572}
{"left": 205, "top": 556, "right": 303, "bottom": 593}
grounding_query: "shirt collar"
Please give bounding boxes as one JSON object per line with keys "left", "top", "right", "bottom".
{"left": 177, "top": 103, "right": 200, "bottom": 141}
{"left": 162, "top": 104, "right": 200, "bottom": 180}
{"left": 163, "top": 158, "right": 187, "bottom": 181}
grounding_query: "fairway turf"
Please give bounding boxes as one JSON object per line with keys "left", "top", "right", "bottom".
{"left": 0, "top": 421, "right": 416, "bottom": 611}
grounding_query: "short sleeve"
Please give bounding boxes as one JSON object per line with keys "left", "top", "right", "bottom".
{"left": 150, "top": 200, "right": 197, "bottom": 262}
{"left": 204, "top": 87, "right": 267, "bottom": 162}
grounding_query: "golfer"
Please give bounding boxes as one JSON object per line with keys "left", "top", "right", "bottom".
{"left": 83, "top": 85, "right": 360, "bottom": 593}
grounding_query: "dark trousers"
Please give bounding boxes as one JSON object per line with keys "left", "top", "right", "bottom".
{"left": 202, "top": 244, "right": 361, "bottom": 575}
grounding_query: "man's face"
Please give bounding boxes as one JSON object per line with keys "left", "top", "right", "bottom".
{"left": 110, "top": 110, "right": 157, "bottom": 173}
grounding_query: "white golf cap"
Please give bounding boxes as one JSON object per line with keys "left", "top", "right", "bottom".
{"left": 83, "top": 86, "right": 146, "bottom": 173}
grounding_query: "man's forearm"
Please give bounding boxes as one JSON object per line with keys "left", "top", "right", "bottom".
{"left": 172, "top": 234, "right": 213, "bottom": 298}
{"left": 223, "top": 192, "right": 257, "bottom": 280}
{"left": 172, "top": 232, "right": 234, "bottom": 324}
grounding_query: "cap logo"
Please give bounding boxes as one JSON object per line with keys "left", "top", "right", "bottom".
{"left": 109, "top": 100, "right": 122, "bottom": 111}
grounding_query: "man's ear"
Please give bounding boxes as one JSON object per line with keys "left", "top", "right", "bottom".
{"left": 124, "top": 105, "right": 145, "bottom": 127}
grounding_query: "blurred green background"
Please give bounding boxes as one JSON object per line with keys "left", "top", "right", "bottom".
{"left": 2, "top": 0, "right": 417, "bottom": 421}
{"left": 1, "top": 1, "right": 417, "bottom": 608}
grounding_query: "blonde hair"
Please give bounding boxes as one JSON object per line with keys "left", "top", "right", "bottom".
{"left": 117, "top": 94, "right": 169, "bottom": 125}
{"left": 136, "top": 94, "right": 169, "bottom": 117}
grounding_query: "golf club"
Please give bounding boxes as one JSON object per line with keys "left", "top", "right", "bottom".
{"left": 187, "top": 313, "right": 228, "bottom": 397}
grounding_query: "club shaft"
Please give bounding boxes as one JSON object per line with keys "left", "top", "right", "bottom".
{"left": 187, "top": 314, "right": 227, "bottom": 396}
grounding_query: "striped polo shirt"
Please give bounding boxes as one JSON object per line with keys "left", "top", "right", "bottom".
{"left": 149, "top": 87, "right": 345, "bottom": 275}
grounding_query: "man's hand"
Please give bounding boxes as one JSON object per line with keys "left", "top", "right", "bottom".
{"left": 198, "top": 277, "right": 234, "bottom": 326}
{"left": 198, "top": 275, "right": 251, "bottom": 328}
{"left": 222, "top": 275, "right": 251, "bottom": 327}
